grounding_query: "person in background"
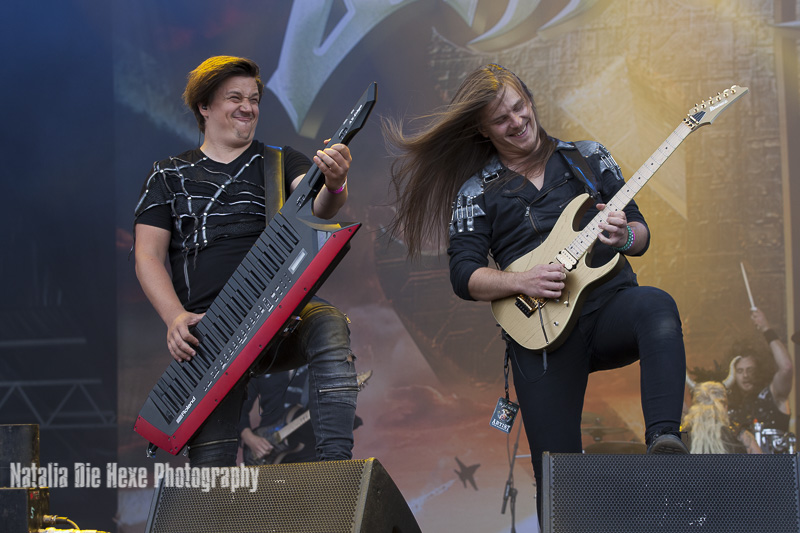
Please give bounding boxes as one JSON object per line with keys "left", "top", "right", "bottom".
{"left": 240, "top": 367, "right": 368, "bottom": 465}
{"left": 726, "top": 309, "right": 793, "bottom": 436}
{"left": 240, "top": 368, "right": 319, "bottom": 465}
{"left": 682, "top": 381, "right": 760, "bottom": 454}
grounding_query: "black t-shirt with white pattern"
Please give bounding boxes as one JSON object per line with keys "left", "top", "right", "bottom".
{"left": 134, "top": 141, "right": 310, "bottom": 313}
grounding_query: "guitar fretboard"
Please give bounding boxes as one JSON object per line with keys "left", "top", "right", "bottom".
{"left": 563, "top": 120, "right": 696, "bottom": 262}
{"left": 277, "top": 410, "right": 311, "bottom": 441}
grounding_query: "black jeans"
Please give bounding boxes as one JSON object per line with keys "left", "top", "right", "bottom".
{"left": 188, "top": 298, "right": 358, "bottom": 466}
{"left": 509, "top": 286, "right": 686, "bottom": 520}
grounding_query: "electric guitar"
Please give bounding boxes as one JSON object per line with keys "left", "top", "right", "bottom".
{"left": 491, "top": 86, "right": 749, "bottom": 351}
{"left": 243, "top": 369, "right": 372, "bottom": 465}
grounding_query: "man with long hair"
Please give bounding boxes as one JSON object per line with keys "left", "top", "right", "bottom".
{"left": 134, "top": 56, "right": 359, "bottom": 466}
{"left": 384, "top": 64, "right": 688, "bottom": 518}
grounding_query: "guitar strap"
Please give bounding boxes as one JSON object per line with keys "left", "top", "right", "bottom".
{"left": 262, "top": 145, "right": 285, "bottom": 223}
{"left": 557, "top": 143, "right": 601, "bottom": 200}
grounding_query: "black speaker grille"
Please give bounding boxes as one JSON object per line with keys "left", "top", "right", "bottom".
{"left": 544, "top": 454, "right": 800, "bottom": 533}
{"left": 148, "top": 460, "right": 370, "bottom": 533}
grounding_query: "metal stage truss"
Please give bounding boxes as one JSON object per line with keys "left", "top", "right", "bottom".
{"left": 0, "top": 379, "right": 115, "bottom": 429}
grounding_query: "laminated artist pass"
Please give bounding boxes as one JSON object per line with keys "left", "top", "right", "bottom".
{"left": 490, "top": 397, "right": 519, "bottom": 433}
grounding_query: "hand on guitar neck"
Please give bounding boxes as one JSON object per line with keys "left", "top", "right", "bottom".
{"left": 594, "top": 204, "right": 648, "bottom": 257}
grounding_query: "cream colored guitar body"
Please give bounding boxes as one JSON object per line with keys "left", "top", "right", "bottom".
{"left": 490, "top": 194, "right": 624, "bottom": 351}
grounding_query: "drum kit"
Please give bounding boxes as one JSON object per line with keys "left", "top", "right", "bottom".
{"left": 579, "top": 412, "right": 798, "bottom": 454}
{"left": 754, "top": 422, "right": 797, "bottom": 454}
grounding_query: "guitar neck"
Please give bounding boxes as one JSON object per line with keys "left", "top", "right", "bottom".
{"left": 276, "top": 409, "right": 311, "bottom": 442}
{"left": 565, "top": 120, "right": 696, "bottom": 261}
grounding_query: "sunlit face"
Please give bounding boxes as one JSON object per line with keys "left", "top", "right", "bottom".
{"left": 478, "top": 86, "right": 539, "bottom": 163}
{"left": 200, "top": 75, "right": 260, "bottom": 148}
{"left": 734, "top": 356, "right": 757, "bottom": 391}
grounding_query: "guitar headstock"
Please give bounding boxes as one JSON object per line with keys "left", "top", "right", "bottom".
{"left": 685, "top": 85, "right": 749, "bottom": 128}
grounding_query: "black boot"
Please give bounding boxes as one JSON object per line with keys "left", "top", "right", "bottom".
{"left": 646, "top": 431, "right": 689, "bottom": 454}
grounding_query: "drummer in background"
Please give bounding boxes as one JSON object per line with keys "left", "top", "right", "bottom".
{"left": 725, "top": 309, "right": 793, "bottom": 442}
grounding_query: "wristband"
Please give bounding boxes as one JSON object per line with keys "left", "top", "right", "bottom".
{"left": 612, "top": 225, "right": 635, "bottom": 253}
{"left": 763, "top": 328, "right": 779, "bottom": 343}
{"left": 326, "top": 179, "right": 347, "bottom": 194}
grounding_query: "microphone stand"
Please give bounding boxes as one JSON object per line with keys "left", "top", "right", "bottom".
{"left": 502, "top": 422, "right": 522, "bottom": 532}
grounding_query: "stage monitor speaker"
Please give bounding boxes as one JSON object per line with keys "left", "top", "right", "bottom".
{"left": 542, "top": 452, "right": 800, "bottom": 533}
{"left": 0, "top": 487, "right": 50, "bottom": 532}
{"left": 0, "top": 424, "right": 39, "bottom": 487}
{"left": 145, "top": 457, "right": 420, "bottom": 533}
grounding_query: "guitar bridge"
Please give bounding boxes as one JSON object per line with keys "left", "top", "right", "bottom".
{"left": 515, "top": 295, "right": 545, "bottom": 317}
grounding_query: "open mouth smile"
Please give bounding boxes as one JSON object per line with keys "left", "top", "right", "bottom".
{"left": 511, "top": 123, "right": 528, "bottom": 137}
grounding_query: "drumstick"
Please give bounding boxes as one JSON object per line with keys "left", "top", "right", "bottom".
{"left": 740, "top": 262, "right": 757, "bottom": 311}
